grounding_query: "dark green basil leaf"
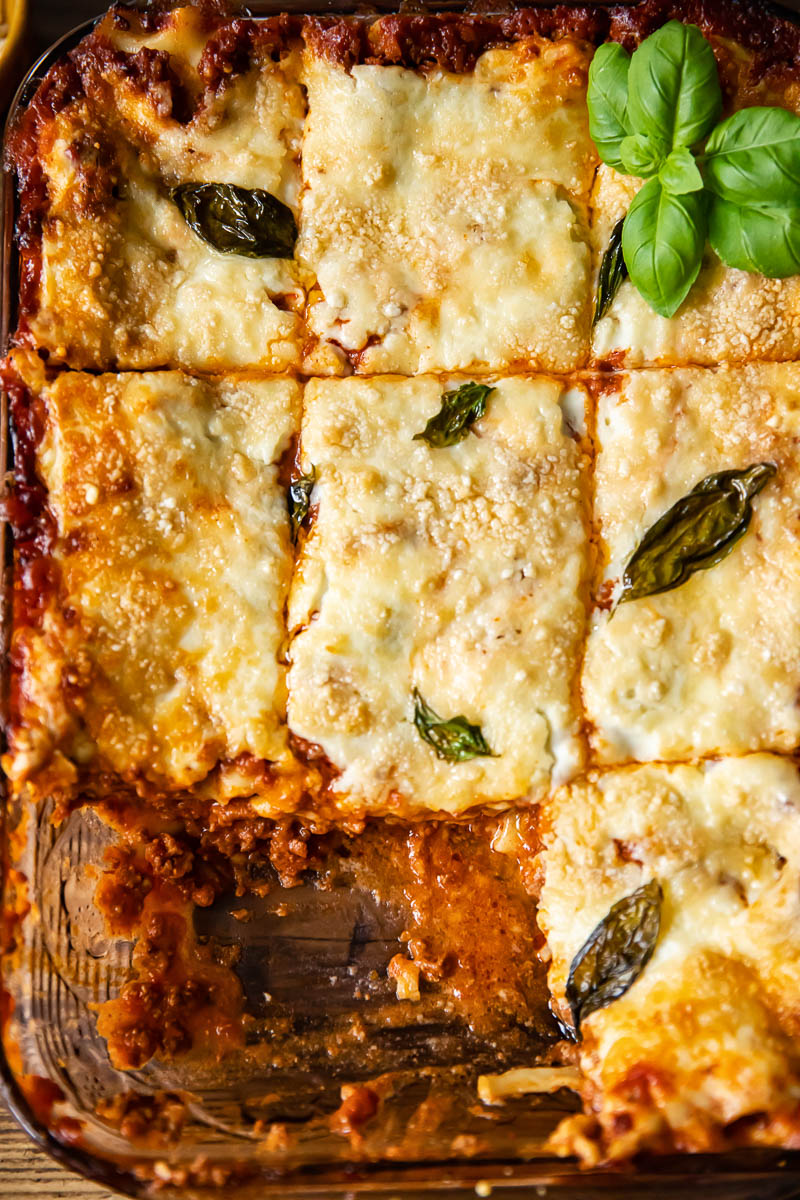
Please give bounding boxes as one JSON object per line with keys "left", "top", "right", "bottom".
{"left": 658, "top": 146, "right": 704, "bottom": 194}
{"left": 620, "top": 132, "right": 667, "bottom": 178}
{"left": 708, "top": 195, "right": 800, "bottom": 278}
{"left": 705, "top": 107, "right": 800, "bottom": 207}
{"left": 566, "top": 880, "right": 662, "bottom": 1033}
{"left": 412, "top": 689, "right": 494, "bottom": 762}
{"left": 620, "top": 462, "right": 776, "bottom": 604}
{"left": 622, "top": 178, "right": 706, "bottom": 317}
{"left": 413, "top": 382, "right": 495, "bottom": 448}
{"left": 171, "top": 183, "right": 297, "bottom": 258}
{"left": 288, "top": 467, "right": 316, "bottom": 541}
{"left": 587, "top": 42, "right": 632, "bottom": 171}
{"left": 593, "top": 217, "right": 628, "bottom": 325}
{"left": 627, "top": 21, "right": 721, "bottom": 151}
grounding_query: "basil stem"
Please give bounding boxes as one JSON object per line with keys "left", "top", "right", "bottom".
{"left": 594, "top": 217, "right": 628, "bottom": 325}
{"left": 413, "top": 382, "right": 495, "bottom": 448}
{"left": 288, "top": 467, "right": 316, "bottom": 541}
{"left": 171, "top": 183, "right": 297, "bottom": 259}
{"left": 412, "top": 689, "right": 494, "bottom": 762}
{"left": 620, "top": 462, "right": 777, "bottom": 604}
{"left": 566, "top": 880, "right": 662, "bottom": 1034}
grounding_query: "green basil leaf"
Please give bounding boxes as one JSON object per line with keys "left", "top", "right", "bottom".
{"left": 619, "top": 462, "right": 776, "bottom": 604}
{"left": 412, "top": 689, "right": 494, "bottom": 762}
{"left": 288, "top": 467, "right": 316, "bottom": 541}
{"left": 566, "top": 881, "right": 662, "bottom": 1034}
{"left": 622, "top": 178, "right": 706, "bottom": 317}
{"left": 627, "top": 21, "right": 722, "bottom": 150}
{"left": 705, "top": 107, "right": 800, "bottom": 207}
{"left": 708, "top": 195, "right": 800, "bottom": 277}
{"left": 413, "top": 382, "right": 495, "bottom": 448}
{"left": 620, "top": 132, "right": 668, "bottom": 178}
{"left": 587, "top": 42, "right": 632, "bottom": 171}
{"left": 658, "top": 145, "right": 704, "bottom": 194}
{"left": 593, "top": 217, "right": 629, "bottom": 325}
{"left": 171, "top": 183, "right": 297, "bottom": 258}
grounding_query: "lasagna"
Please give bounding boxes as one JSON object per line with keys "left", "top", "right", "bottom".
{"left": 6, "top": 0, "right": 800, "bottom": 1178}
{"left": 287, "top": 375, "right": 591, "bottom": 816}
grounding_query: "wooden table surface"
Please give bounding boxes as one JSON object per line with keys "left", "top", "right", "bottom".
{"left": 0, "top": 1107, "right": 115, "bottom": 1200}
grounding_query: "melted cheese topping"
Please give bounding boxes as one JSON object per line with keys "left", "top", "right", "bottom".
{"left": 297, "top": 46, "right": 594, "bottom": 375}
{"left": 287, "top": 375, "right": 590, "bottom": 817}
{"left": 26, "top": 17, "right": 307, "bottom": 371}
{"left": 583, "top": 365, "right": 800, "bottom": 763}
{"left": 5, "top": 351, "right": 300, "bottom": 799}
{"left": 538, "top": 757, "right": 800, "bottom": 1163}
{"left": 591, "top": 164, "right": 800, "bottom": 368}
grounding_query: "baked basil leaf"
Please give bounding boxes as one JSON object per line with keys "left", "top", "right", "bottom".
{"left": 620, "top": 132, "right": 667, "bottom": 178}
{"left": 709, "top": 194, "right": 800, "bottom": 278}
{"left": 704, "top": 107, "right": 800, "bottom": 207}
{"left": 587, "top": 41, "right": 632, "bottom": 170}
{"left": 566, "top": 880, "right": 662, "bottom": 1033}
{"left": 619, "top": 462, "right": 776, "bottom": 604}
{"left": 288, "top": 467, "right": 316, "bottom": 541}
{"left": 413, "top": 382, "right": 495, "bottom": 448}
{"left": 622, "top": 178, "right": 706, "bottom": 317}
{"left": 627, "top": 21, "right": 721, "bottom": 151}
{"left": 658, "top": 145, "right": 704, "bottom": 194}
{"left": 171, "top": 183, "right": 297, "bottom": 258}
{"left": 412, "top": 689, "right": 494, "bottom": 762}
{"left": 594, "top": 217, "right": 628, "bottom": 325}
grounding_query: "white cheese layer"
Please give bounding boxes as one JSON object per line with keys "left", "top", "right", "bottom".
{"left": 539, "top": 757, "right": 800, "bottom": 1162}
{"left": 583, "top": 364, "right": 800, "bottom": 762}
{"left": 298, "top": 47, "right": 594, "bottom": 375}
{"left": 6, "top": 352, "right": 299, "bottom": 796}
{"left": 287, "top": 374, "right": 590, "bottom": 817}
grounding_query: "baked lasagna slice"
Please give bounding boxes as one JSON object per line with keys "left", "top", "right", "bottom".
{"left": 2, "top": 350, "right": 304, "bottom": 811}
{"left": 287, "top": 374, "right": 591, "bottom": 817}
{"left": 297, "top": 21, "right": 596, "bottom": 375}
{"left": 591, "top": 33, "right": 800, "bottom": 367}
{"left": 583, "top": 364, "right": 800, "bottom": 763}
{"left": 8, "top": 5, "right": 318, "bottom": 372}
{"left": 538, "top": 756, "right": 800, "bottom": 1163}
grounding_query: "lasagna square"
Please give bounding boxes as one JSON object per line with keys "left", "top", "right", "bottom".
{"left": 590, "top": 41, "right": 800, "bottom": 368}
{"left": 287, "top": 374, "right": 591, "bottom": 817}
{"left": 538, "top": 757, "right": 800, "bottom": 1163}
{"left": 297, "top": 37, "right": 596, "bottom": 375}
{"left": 3, "top": 351, "right": 301, "bottom": 806}
{"left": 9, "top": 6, "right": 314, "bottom": 373}
{"left": 583, "top": 365, "right": 800, "bottom": 763}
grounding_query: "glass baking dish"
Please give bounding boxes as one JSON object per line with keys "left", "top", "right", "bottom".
{"left": 4, "top": 3, "right": 800, "bottom": 1196}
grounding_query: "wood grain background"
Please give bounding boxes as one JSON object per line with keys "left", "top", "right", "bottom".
{"left": 0, "top": 1107, "right": 115, "bottom": 1200}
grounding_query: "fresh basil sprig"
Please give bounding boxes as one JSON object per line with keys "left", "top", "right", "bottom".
{"left": 619, "top": 462, "right": 776, "bottom": 604}
{"left": 566, "top": 881, "right": 662, "bottom": 1034}
{"left": 412, "top": 689, "right": 494, "bottom": 762}
{"left": 413, "top": 382, "right": 495, "bottom": 448}
{"left": 589, "top": 21, "right": 800, "bottom": 317}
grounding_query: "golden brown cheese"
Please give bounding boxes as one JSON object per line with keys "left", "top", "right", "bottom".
{"left": 12, "top": 7, "right": 312, "bottom": 372}
{"left": 286, "top": 375, "right": 591, "bottom": 817}
{"left": 4, "top": 351, "right": 303, "bottom": 806}
{"left": 583, "top": 365, "right": 800, "bottom": 763}
{"left": 538, "top": 757, "right": 800, "bottom": 1164}
{"left": 297, "top": 41, "right": 595, "bottom": 375}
